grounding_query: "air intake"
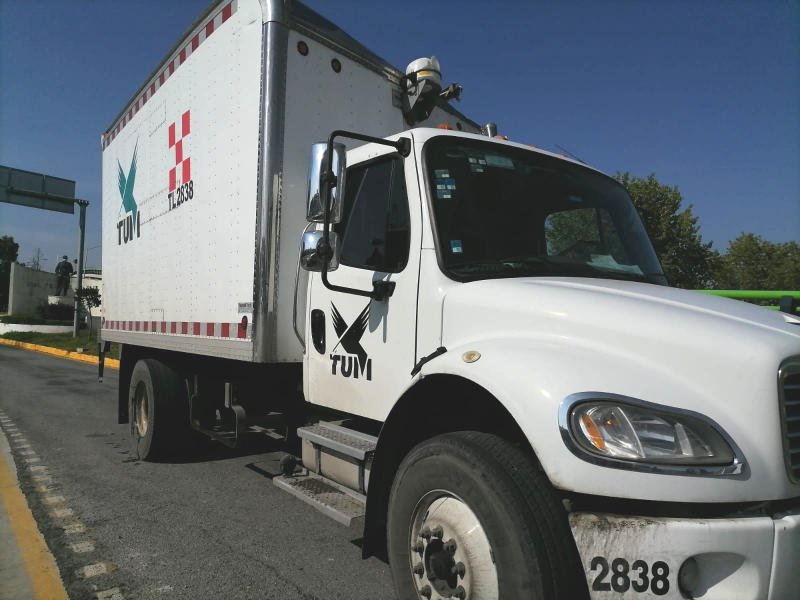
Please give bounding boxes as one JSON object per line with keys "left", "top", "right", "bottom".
{"left": 779, "top": 362, "right": 800, "bottom": 483}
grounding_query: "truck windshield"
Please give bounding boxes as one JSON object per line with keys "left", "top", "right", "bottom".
{"left": 424, "top": 137, "right": 667, "bottom": 284}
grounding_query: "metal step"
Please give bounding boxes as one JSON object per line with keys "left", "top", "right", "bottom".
{"left": 297, "top": 422, "right": 377, "bottom": 494}
{"left": 297, "top": 422, "right": 377, "bottom": 459}
{"left": 273, "top": 472, "right": 366, "bottom": 526}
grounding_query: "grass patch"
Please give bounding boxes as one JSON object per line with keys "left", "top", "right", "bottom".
{"left": 0, "top": 331, "right": 119, "bottom": 359}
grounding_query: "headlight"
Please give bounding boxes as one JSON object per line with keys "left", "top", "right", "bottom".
{"left": 559, "top": 393, "right": 745, "bottom": 476}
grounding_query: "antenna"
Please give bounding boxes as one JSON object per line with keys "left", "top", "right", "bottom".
{"left": 554, "top": 144, "right": 587, "bottom": 165}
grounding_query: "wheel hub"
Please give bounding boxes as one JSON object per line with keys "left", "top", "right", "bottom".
{"left": 424, "top": 538, "right": 458, "bottom": 594}
{"left": 133, "top": 383, "right": 149, "bottom": 437}
{"left": 409, "top": 494, "right": 498, "bottom": 600}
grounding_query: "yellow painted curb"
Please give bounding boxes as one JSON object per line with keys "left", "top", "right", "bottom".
{"left": 0, "top": 338, "right": 119, "bottom": 370}
{"left": 0, "top": 442, "right": 69, "bottom": 599}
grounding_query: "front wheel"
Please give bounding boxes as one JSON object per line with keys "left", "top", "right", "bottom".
{"left": 387, "top": 431, "right": 587, "bottom": 600}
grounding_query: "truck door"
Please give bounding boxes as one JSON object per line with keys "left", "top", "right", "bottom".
{"left": 305, "top": 152, "right": 420, "bottom": 422}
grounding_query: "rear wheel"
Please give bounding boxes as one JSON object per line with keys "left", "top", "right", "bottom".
{"left": 129, "top": 359, "right": 187, "bottom": 460}
{"left": 387, "top": 431, "right": 587, "bottom": 600}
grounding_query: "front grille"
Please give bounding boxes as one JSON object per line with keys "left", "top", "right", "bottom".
{"left": 779, "top": 363, "right": 800, "bottom": 483}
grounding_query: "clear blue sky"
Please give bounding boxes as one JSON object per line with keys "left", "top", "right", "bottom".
{"left": 1, "top": 0, "right": 797, "bottom": 271}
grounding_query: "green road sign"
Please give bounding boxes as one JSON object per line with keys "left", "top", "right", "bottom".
{"left": 0, "top": 165, "right": 76, "bottom": 214}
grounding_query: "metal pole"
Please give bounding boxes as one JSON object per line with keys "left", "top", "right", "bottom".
{"left": 73, "top": 200, "right": 87, "bottom": 338}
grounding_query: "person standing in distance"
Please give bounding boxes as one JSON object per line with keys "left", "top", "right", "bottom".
{"left": 55, "top": 255, "right": 74, "bottom": 296}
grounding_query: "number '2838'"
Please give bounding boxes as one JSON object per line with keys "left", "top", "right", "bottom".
{"left": 168, "top": 180, "right": 193, "bottom": 211}
{"left": 590, "top": 556, "right": 670, "bottom": 595}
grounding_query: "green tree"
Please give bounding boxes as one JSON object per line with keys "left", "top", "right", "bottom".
{"left": 0, "top": 235, "right": 20, "bottom": 311}
{"left": 614, "top": 173, "right": 719, "bottom": 289}
{"left": 0, "top": 235, "right": 18, "bottom": 263}
{"left": 716, "top": 233, "right": 800, "bottom": 290}
{"left": 74, "top": 287, "right": 102, "bottom": 335}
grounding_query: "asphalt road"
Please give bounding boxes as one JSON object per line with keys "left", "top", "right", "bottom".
{"left": 0, "top": 345, "right": 395, "bottom": 599}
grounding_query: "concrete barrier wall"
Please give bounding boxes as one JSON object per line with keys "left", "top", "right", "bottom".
{"left": 0, "top": 323, "right": 73, "bottom": 335}
{"left": 7, "top": 263, "right": 63, "bottom": 316}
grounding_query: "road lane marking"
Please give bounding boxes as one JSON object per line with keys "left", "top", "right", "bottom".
{"left": 76, "top": 561, "right": 116, "bottom": 578}
{"left": 49, "top": 507, "right": 74, "bottom": 519}
{"left": 63, "top": 522, "right": 87, "bottom": 535}
{"left": 69, "top": 540, "right": 95, "bottom": 554}
{"left": 42, "top": 495, "right": 66, "bottom": 505}
{"left": 96, "top": 587, "right": 124, "bottom": 599}
{"left": 0, "top": 441, "right": 68, "bottom": 599}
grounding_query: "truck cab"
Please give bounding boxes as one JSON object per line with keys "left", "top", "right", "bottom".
{"left": 302, "top": 127, "right": 666, "bottom": 421}
{"left": 297, "top": 127, "right": 800, "bottom": 599}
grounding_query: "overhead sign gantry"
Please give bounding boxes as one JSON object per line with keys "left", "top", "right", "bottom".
{"left": 0, "top": 165, "right": 89, "bottom": 336}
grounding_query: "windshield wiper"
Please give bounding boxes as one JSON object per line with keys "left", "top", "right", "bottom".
{"left": 581, "top": 265, "right": 661, "bottom": 284}
{"left": 446, "top": 255, "right": 662, "bottom": 284}
{"left": 447, "top": 261, "right": 517, "bottom": 272}
{"left": 448, "top": 256, "right": 562, "bottom": 277}
{"left": 461, "top": 255, "right": 658, "bottom": 282}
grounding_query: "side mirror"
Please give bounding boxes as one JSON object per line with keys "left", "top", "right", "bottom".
{"left": 300, "top": 230, "right": 339, "bottom": 272}
{"left": 306, "top": 142, "right": 347, "bottom": 224}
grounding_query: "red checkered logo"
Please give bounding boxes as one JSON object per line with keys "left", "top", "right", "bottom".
{"left": 168, "top": 110, "right": 191, "bottom": 191}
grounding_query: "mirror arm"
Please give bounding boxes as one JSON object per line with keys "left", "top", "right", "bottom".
{"left": 326, "top": 129, "right": 411, "bottom": 159}
{"left": 319, "top": 130, "right": 409, "bottom": 301}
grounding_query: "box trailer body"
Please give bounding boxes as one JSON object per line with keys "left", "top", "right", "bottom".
{"left": 100, "top": 0, "right": 476, "bottom": 363}
{"left": 100, "top": 2, "right": 800, "bottom": 599}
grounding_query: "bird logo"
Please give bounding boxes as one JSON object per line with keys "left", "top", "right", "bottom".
{"left": 331, "top": 302, "right": 370, "bottom": 365}
{"left": 117, "top": 141, "right": 138, "bottom": 218}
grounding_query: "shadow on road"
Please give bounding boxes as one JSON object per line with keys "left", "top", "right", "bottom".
{"left": 121, "top": 432, "right": 294, "bottom": 465}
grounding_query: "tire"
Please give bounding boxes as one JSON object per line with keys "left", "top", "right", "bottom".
{"left": 128, "top": 358, "right": 188, "bottom": 460}
{"left": 387, "top": 431, "right": 588, "bottom": 600}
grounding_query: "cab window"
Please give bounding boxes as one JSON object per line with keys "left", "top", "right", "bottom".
{"left": 336, "top": 157, "right": 410, "bottom": 273}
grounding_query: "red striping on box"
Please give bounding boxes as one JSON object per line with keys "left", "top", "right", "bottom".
{"left": 101, "top": 1, "right": 237, "bottom": 149}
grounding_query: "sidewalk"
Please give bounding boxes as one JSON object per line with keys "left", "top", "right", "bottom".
{"left": 0, "top": 417, "right": 69, "bottom": 600}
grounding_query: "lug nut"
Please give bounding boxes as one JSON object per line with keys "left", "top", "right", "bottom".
{"left": 412, "top": 541, "right": 425, "bottom": 554}
{"left": 454, "top": 585, "right": 466, "bottom": 599}
{"left": 420, "top": 584, "right": 432, "bottom": 598}
{"left": 419, "top": 526, "right": 432, "bottom": 540}
{"left": 444, "top": 538, "right": 457, "bottom": 554}
{"left": 431, "top": 525, "right": 444, "bottom": 539}
{"left": 451, "top": 561, "right": 466, "bottom": 578}
{"left": 413, "top": 562, "right": 425, "bottom": 576}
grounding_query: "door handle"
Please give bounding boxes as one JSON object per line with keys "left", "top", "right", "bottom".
{"left": 311, "top": 309, "right": 325, "bottom": 353}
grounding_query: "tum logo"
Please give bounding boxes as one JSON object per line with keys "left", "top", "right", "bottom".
{"left": 329, "top": 303, "right": 372, "bottom": 380}
{"left": 116, "top": 142, "right": 140, "bottom": 244}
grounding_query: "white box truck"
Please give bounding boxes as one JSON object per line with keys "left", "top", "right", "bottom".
{"left": 100, "top": 1, "right": 800, "bottom": 598}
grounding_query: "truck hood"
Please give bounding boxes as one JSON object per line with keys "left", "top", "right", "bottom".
{"left": 440, "top": 277, "right": 800, "bottom": 416}
{"left": 441, "top": 277, "right": 800, "bottom": 350}
{"left": 438, "top": 278, "right": 800, "bottom": 502}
